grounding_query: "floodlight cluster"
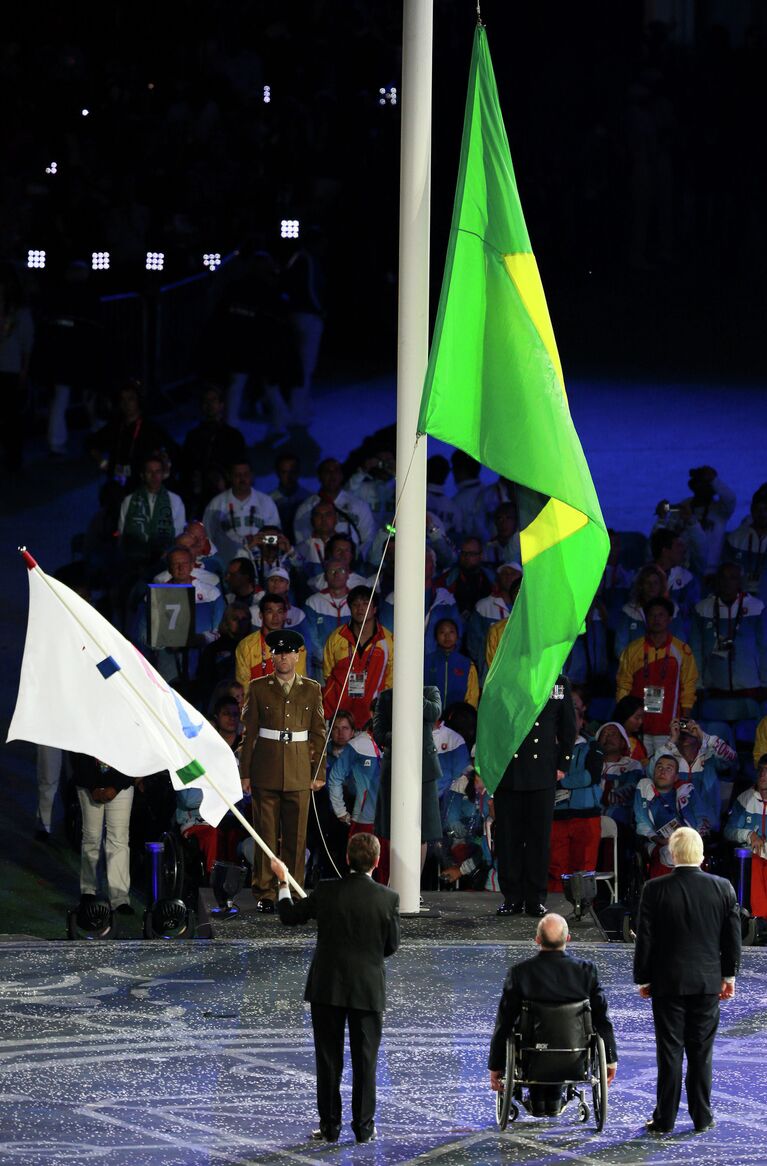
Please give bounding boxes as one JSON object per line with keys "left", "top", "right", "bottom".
{"left": 27, "top": 249, "right": 46, "bottom": 269}
{"left": 45, "top": 162, "right": 58, "bottom": 175}
{"left": 378, "top": 86, "right": 397, "bottom": 106}
{"left": 91, "top": 251, "right": 110, "bottom": 270}
{"left": 263, "top": 85, "right": 271, "bottom": 103}
{"left": 203, "top": 253, "right": 222, "bottom": 270}
{"left": 280, "top": 219, "right": 300, "bottom": 239}
{"left": 145, "top": 251, "right": 165, "bottom": 271}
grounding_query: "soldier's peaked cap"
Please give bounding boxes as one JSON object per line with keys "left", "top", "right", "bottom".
{"left": 265, "top": 629, "right": 305, "bottom": 653}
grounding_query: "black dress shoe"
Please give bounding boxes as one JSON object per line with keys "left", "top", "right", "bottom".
{"left": 311, "top": 1127, "right": 340, "bottom": 1142}
{"left": 694, "top": 1118, "right": 716, "bottom": 1133}
{"left": 645, "top": 1119, "right": 673, "bottom": 1134}
{"left": 256, "top": 899, "right": 275, "bottom": 914}
{"left": 497, "top": 901, "right": 523, "bottom": 916}
{"left": 355, "top": 1125, "right": 377, "bottom": 1143}
{"left": 525, "top": 903, "right": 547, "bottom": 917}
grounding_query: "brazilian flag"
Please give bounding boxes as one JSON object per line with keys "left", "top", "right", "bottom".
{"left": 418, "top": 25, "right": 609, "bottom": 793}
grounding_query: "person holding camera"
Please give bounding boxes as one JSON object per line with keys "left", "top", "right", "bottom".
{"left": 653, "top": 465, "right": 736, "bottom": 582}
{"left": 72, "top": 753, "right": 136, "bottom": 915}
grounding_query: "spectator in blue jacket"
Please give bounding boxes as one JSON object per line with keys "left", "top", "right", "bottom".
{"left": 634, "top": 753, "right": 702, "bottom": 878}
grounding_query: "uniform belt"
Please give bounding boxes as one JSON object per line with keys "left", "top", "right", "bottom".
{"left": 258, "top": 727, "right": 308, "bottom": 743}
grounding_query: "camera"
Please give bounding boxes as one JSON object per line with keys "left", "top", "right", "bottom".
{"left": 262, "top": 534, "right": 278, "bottom": 546}
{"left": 678, "top": 719, "right": 690, "bottom": 732}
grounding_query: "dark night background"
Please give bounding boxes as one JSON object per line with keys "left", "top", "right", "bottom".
{"left": 2, "top": 0, "right": 766, "bottom": 385}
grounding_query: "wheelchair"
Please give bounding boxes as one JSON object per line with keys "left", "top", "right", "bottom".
{"left": 495, "top": 998, "right": 608, "bottom": 1132}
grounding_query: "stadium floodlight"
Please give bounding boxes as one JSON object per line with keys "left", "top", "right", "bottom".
{"left": 263, "top": 84, "right": 271, "bottom": 103}
{"left": 145, "top": 251, "right": 165, "bottom": 271}
{"left": 91, "top": 251, "right": 110, "bottom": 271}
{"left": 81, "top": 108, "right": 89, "bottom": 117}
{"left": 45, "top": 162, "right": 58, "bottom": 175}
{"left": 379, "top": 85, "right": 397, "bottom": 106}
{"left": 27, "top": 250, "right": 46, "bottom": 269}
{"left": 280, "top": 219, "right": 300, "bottom": 240}
{"left": 202, "top": 252, "right": 221, "bottom": 271}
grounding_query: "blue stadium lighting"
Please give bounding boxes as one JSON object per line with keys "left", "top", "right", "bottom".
{"left": 92, "top": 251, "right": 110, "bottom": 271}
{"left": 202, "top": 253, "right": 222, "bottom": 271}
{"left": 27, "top": 249, "right": 46, "bottom": 269}
{"left": 145, "top": 251, "right": 165, "bottom": 271}
{"left": 280, "top": 220, "right": 300, "bottom": 240}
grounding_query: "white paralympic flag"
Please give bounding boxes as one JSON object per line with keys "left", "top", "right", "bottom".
{"left": 7, "top": 552, "right": 242, "bottom": 827}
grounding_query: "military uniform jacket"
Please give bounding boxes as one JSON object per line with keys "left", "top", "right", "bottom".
{"left": 239, "top": 674, "right": 326, "bottom": 792}
{"left": 498, "top": 675, "right": 577, "bottom": 793}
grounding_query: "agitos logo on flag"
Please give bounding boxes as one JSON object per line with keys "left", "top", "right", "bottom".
{"left": 417, "top": 26, "right": 609, "bottom": 794}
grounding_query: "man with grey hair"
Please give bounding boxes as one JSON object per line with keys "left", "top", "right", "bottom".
{"left": 634, "top": 825, "right": 741, "bottom": 1134}
{"left": 488, "top": 913, "right": 617, "bottom": 1116}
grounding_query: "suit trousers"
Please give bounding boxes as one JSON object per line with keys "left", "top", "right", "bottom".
{"left": 310, "top": 1003, "right": 382, "bottom": 1139}
{"left": 651, "top": 993, "right": 720, "bottom": 1128}
{"left": 493, "top": 786, "right": 556, "bottom": 906}
{"left": 77, "top": 786, "right": 134, "bottom": 907}
{"left": 251, "top": 787, "right": 310, "bottom": 899}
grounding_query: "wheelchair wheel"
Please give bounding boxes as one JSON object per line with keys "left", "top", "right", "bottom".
{"left": 161, "top": 831, "right": 185, "bottom": 899}
{"left": 496, "top": 1037, "right": 516, "bottom": 1130}
{"left": 591, "top": 1034, "right": 608, "bottom": 1131}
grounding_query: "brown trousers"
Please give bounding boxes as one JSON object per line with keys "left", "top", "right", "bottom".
{"left": 251, "top": 787, "right": 311, "bottom": 899}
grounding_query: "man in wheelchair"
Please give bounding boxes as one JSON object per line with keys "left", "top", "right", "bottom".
{"left": 488, "top": 914, "right": 617, "bottom": 1118}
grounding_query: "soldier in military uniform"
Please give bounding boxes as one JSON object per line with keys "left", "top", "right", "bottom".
{"left": 494, "top": 674, "right": 577, "bottom": 917}
{"left": 239, "top": 629, "right": 327, "bottom": 911}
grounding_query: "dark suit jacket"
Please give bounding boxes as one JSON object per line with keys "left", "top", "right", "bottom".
{"left": 277, "top": 872, "right": 400, "bottom": 1011}
{"left": 497, "top": 675, "right": 577, "bottom": 793}
{"left": 633, "top": 865, "right": 741, "bottom": 995}
{"left": 488, "top": 949, "right": 618, "bottom": 1070}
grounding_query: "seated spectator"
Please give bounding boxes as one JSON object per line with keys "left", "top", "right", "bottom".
{"left": 119, "top": 454, "right": 186, "bottom": 572}
{"left": 210, "top": 694, "right": 251, "bottom": 863}
{"left": 346, "top": 446, "right": 396, "bottom": 529}
{"left": 295, "top": 499, "right": 344, "bottom": 579}
{"left": 435, "top": 536, "right": 494, "bottom": 620}
{"left": 724, "top": 483, "right": 767, "bottom": 599}
{"left": 163, "top": 546, "right": 224, "bottom": 639}
{"left": 424, "top": 617, "right": 479, "bottom": 709}
{"left": 207, "top": 678, "right": 245, "bottom": 720}
{"left": 649, "top": 528, "right": 700, "bottom": 632}
{"left": 432, "top": 715, "right": 472, "bottom": 799}
{"left": 327, "top": 718, "right": 382, "bottom": 836}
{"left": 439, "top": 768, "right": 493, "bottom": 890}
{"left": 483, "top": 500, "right": 521, "bottom": 567}
{"left": 724, "top": 757, "right": 767, "bottom": 918}
{"left": 175, "top": 785, "right": 219, "bottom": 876}
{"left": 153, "top": 529, "right": 221, "bottom": 589}
{"left": 235, "top": 594, "right": 308, "bottom": 688}
{"left": 610, "top": 695, "right": 648, "bottom": 762}
{"left": 485, "top": 614, "right": 508, "bottom": 673}
{"left": 72, "top": 753, "right": 135, "bottom": 914}
{"left": 323, "top": 586, "right": 393, "bottom": 728}
{"left": 269, "top": 452, "right": 309, "bottom": 543}
{"left": 305, "top": 533, "right": 371, "bottom": 594}
{"left": 754, "top": 714, "right": 767, "bottom": 770}
{"left": 87, "top": 379, "right": 177, "bottom": 492}
{"left": 426, "top": 454, "right": 457, "bottom": 533}
{"left": 293, "top": 457, "right": 376, "bottom": 557}
{"left": 615, "top": 596, "right": 698, "bottom": 755}
{"left": 304, "top": 712, "right": 356, "bottom": 885}
{"left": 194, "top": 601, "right": 252, "bottom": 705}
{"left": 549, "top": 691, "right": 603, "bottom": 892}
{"left": 380, "top": 546, "right": 459, "bottom": 652}
{"left": 656, "top": 717, "right": 737, "bottom": 834}
{"left": 249, "top": 567, "right": 306, "bottom": 636}
{"left": 690, "top": 561, "right": 767, "bottom": 725}
{"left": 202, "top": 461, "right": 281, "bottom": 567}
{"left": 304, "top": 560, "right": 352, "bottom": 679}
{"left": 184, "top": 520, "right": 224, "bottom": 579}
{"left": 634, "top": 753, "right": 703, "bottom": 878}
{"left": 450, "top": 450, "right": 484, "bottom": 540}
{"left": 613, "top": 564, "right": 679, "bottom": 660}
{"left": 180, "top": 383, "right": 247, "bottom": 515}
{"left": 653, "top": 465, "right": 736, "bottom": 581}
{"left": 480, "top": 478, "right": 517, "bottom": 546}
{"left": 443, "top": 701, "right": 478, "bottom": 752}
{"left": 224, "top": 555, "right": 259, "bottom": 608}
{"left": 467, "top": 563, "right": 522, "bottom": 672}
{"left": 595, "top": 721, "right": 642, "bottom": 838}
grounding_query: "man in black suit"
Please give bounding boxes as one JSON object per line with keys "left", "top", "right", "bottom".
{"left": 493, "top": 675, "right": 577, "bottom": 916}
{"left": 633, "top": 826, "right": 741, "bottom": 1134}
{"left": 271, "top": 833, "right": 400, "bottom": 1144}
{"left": 488, "top": 913, "right": 617, "bottom": 1115}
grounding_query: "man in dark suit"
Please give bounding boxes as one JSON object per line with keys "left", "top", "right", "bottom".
{"left": 493, "top": 675, "right": 577, "bottom": 916}
{"left": 633, "top": 826, "right": 741, "bottom": 1134}
{"left": 488, "top": 913, "right": 617, "bottom": 1115}
{"left": 271, "top": 833, "right": 400, "bottom": 1144}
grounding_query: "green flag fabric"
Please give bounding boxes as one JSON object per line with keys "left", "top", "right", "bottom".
{"left": 417, "top": 25, "right": 609, "bottom": 794}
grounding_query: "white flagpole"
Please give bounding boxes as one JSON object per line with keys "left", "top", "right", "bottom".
{"left": 390, "top": 0, "right": 432, "bottom": 913}
{"left": 18, "top": 550, "right": 307, "bottom": 899}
